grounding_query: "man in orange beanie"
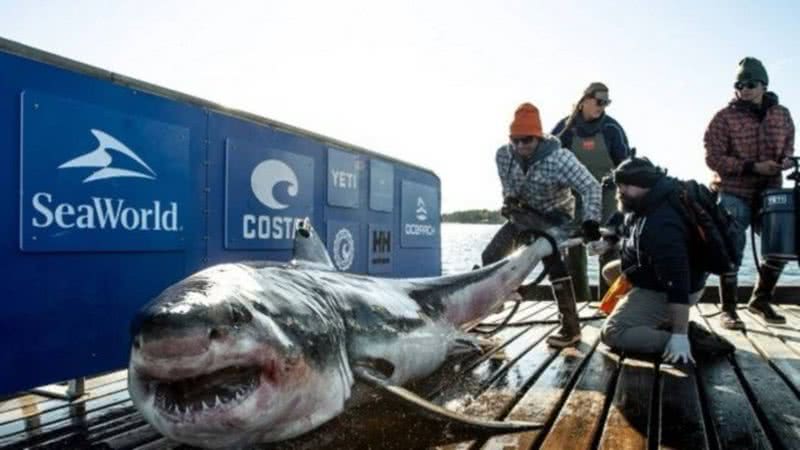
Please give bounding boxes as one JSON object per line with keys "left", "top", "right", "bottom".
{"left": 482, "top": 102, "right": 602, "bottom": 348}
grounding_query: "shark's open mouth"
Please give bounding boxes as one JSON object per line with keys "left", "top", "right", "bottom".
{"left": 153, "top": 365, "right": 261, "bottom": 416}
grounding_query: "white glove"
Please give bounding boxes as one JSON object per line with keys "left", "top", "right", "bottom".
{"left": 663, "top": 333, "right": 695, "bottom": 365}
{"left": 586, "top": 240, "right": 610, "bottom": 256}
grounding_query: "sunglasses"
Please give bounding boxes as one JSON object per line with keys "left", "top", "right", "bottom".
{"left": 511, "top": 136, "right": 535, "bottom": 145}
{"left": 734, "top": 81, "right": 760, "bottom": 90}
{"left": 595, "top": 98, "right": 611, "bottom": 107}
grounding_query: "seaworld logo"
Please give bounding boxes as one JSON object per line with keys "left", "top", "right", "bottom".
{"left": 58, "top": 129, "right": 157, "bottom": 183}
{"left": 29, "top": 129, "right": 180, "bottom": 232}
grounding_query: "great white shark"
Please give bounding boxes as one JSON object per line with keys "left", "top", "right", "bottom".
{"left": 128, "top": 220, "right": 554, "bottom": 448}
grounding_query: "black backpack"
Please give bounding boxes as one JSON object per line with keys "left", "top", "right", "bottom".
{"left": 668, "top": 180, "right": 742, "bottom": 275}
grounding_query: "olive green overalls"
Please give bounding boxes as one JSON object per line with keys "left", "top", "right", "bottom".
{"left": 566, "top": 129, "right": 618, "bottom": 302}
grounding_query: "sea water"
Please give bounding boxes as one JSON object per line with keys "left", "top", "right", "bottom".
{"left": 441, "top": 223, "right": 800, "bottom": 285}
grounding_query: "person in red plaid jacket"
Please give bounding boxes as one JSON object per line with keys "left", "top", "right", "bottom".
{"left": 704, "top": 57, "right": 795, "bottom": 328}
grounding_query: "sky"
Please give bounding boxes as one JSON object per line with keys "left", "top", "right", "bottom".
{"left": 1, "top": 0, "right": 797, "bottom": 213}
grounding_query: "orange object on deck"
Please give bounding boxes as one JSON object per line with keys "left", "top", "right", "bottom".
{"left": 599, "top": 274, "right": 631, "bottom": 315}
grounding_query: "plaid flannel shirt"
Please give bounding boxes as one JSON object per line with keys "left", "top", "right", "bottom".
{"left": 704, "top": 97, "right": 795, "bottom": 201}
{"left": 496, "top": 136, "right": 601, "bottom": 223}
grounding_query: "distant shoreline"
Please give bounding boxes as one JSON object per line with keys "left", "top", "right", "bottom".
{"left": 441, "top": 209, "right": 504, "bottom": 224}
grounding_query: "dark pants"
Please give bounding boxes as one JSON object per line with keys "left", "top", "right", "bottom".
{"left": 568, "top": 185, "right": 619, "bottom": 301}
{"left": 481, "top": 221, "right": 569, "bottom": 281}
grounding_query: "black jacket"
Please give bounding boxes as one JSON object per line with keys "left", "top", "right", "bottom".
{"left": 620, "top": 177, "right": 707, "bottom": 303}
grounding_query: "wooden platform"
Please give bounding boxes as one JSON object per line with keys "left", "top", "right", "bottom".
{"left": 3, "top": 301, "right": 800, "bottom": 449}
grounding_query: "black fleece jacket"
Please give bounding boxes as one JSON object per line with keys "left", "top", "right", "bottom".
{"left": 620, "top": 177, "right": 707, "bottom": 303}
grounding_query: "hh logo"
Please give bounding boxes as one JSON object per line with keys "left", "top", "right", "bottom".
{"left": 372, "top": 230, "right": 391, "bottom": 253}
{"left": 581, "top": 139, "right": 596, "bottom": 151}
{"left": 59, "top": 129, "right": 157, "bottom": 183}
{"left": 251, "top": 159, "right": 299, "bottom": 210}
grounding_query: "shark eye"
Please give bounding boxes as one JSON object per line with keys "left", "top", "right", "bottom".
{"left": 209, "top": 328, "right": 225, "bottom": 341}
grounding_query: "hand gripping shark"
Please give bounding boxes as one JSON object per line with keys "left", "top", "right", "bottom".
{"left": 128, "top": 221, "right": 553, "bottom": 448}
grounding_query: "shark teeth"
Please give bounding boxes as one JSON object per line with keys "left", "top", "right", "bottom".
{"left": 154, "top": 365, "right": 260, "bottom": 416}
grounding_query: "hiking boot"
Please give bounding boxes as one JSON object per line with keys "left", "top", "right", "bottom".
{"left": 545, "top": 276, "right": 581, "bottom": 348}
{"left": 747, "top": 261, "right": 787, "bottom": 324}
{"left": 719, "top": 308, "right": 745, "bottom": 330}
{"left": 719, "top": 273, "right": 744, "bottom": 330}
{"left": 747, "top": 301, "right": 786, "bottom": 324}
{"left": 546, "top": 322, "right": 582, "bottom": 348}
{"left": 688, "top": 321, "right": 735, "bottom": 359}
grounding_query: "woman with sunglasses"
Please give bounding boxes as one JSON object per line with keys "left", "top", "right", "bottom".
{"left": 705, "top": 57, "right": 795, "bottom": 330}
{"left": 551, "top": 82, "right": 631, "bottom": 305}
{"left": 482, "top": 102, "right": 602, "bottom": 348}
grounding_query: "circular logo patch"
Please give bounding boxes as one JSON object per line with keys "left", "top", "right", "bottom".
{"left": 333, "top": 228, "right": 355, "bottom": 271}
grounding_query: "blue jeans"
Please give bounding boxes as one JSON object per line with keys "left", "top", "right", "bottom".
{"left": 718, "top": 192, "right": 785, "bottom": 271}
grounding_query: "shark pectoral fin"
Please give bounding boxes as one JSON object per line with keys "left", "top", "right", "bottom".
{"left": 353, "top": 357, "right": 396, "bottom": 380}
{"left": 352, "top": 366, "right": 543, "bottom": 433}
{"left": 449, "top": 334, "right": 483, "bottom": 356}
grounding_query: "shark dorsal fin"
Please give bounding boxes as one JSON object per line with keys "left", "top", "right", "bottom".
{"left": 291, "top": 219, "right": 336, "bottom": 270}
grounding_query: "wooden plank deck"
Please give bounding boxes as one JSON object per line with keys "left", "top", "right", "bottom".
{"left": 2, "top": 300, "right": 800, "bottom": 450}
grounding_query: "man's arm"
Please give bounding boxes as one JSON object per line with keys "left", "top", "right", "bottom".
{"left": 667, "top": 303, "right": 690, "bottom": 334}
{"left": 783, "top": 110, "right": 796, "bottom": 161}
{"left": 495, "top": 146, "right": 513, "bottom": 199}
{"left": 663, "top": 302, "right": 694, "bottom": 364}
{"left": 704, "top": 111, "right": 745, "bottom": 176}
{"left": 650, "top": 216, "right": 695, "bottom": 364}
{"left": 557, "top": 152, "right": 602, "bottom": 223}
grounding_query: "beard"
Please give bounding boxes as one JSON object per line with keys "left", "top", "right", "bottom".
{"left": 616, "top": 193, "right": 642, "bottom": 213}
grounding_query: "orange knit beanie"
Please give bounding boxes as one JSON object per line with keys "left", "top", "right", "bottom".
{"left": 509, "top": 102, "right": 543, "bottom": 138}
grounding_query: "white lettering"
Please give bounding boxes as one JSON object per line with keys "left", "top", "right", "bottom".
{"left": 242, "top": 215, "right": 304, "bottom": 240}
{"left": 121, "top": 208, "right": 140, "bottom": 230}
{"left": 76, "top": 204, "right": 94, "bottom": 228}
{"left": 32, "top": 193, "right": 54, "bottom": 227}
{"left": 404, "top": 223, "right": 436, "bottom": 236}
{"left": 54, "top": 203, "right": 76, "bottom": 228}
{"left": 140, "top": 208, "right": 153, "bottom": 231}
{"left": 94, "top": 197, "right": 123, "bottom": 228}
{"left": 29, "top": 192, "right": 180, "bottom": 232}
{"left": 161, "top": 202, "right": 178, "bottom": 231}
{"left": 331, "top": 170, "right": 357, "bottom": 189}
{"left": 243, "top": 215, "right": 256, "bottom": 239}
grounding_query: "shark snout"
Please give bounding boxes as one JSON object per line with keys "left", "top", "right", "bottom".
{"left": 131, "top": 299, "right": 254, "bottom": 359}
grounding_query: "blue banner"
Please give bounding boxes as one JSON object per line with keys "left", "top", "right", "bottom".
{"left": 225, "top": 139, "right": 314, "bottom": 249}
{"left": 19, "top": 90, "right": 189, "bottom": 252}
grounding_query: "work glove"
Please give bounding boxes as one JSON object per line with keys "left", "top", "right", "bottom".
{"left": 501, "top": 196, "right": 521, "bottom": 219}
{"left": 500, "top": 196, "right": 512, "bottom": 219}
{"left": 662, "top": 333, "right": 695, "bottom": 365}
{"left": 581, "top": 220, "right": 601, "bottom": 242}
{"left": 586, "top": 240, "right": 611, "bottom": 256}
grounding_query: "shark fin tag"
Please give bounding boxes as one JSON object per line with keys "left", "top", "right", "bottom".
{"left": 291, "top": 218, "right": 336, "bottom": 270}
